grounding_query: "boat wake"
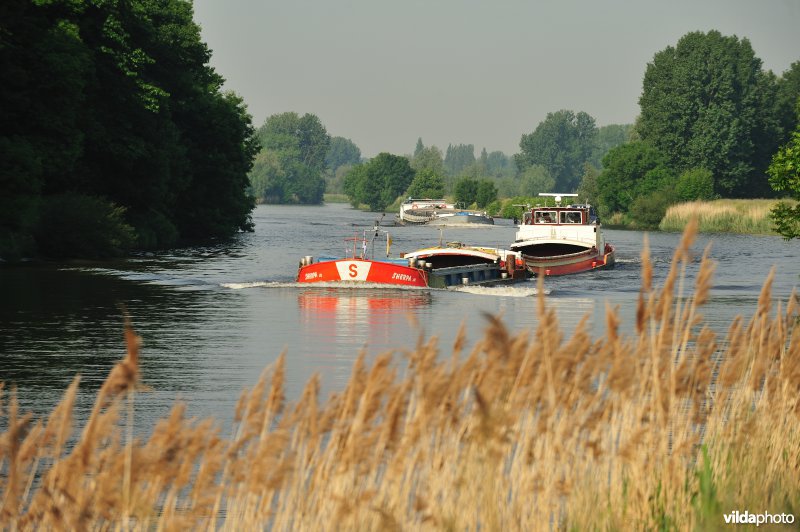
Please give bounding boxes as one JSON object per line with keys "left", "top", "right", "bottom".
{"left": 450, "top": 284, "right": 549, "bottom": 297}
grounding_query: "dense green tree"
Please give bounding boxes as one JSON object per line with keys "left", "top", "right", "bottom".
{"left": 768, "top": 127, "right": 800, "bottom": 239}
{"left": 344, "top": 153, "right": 415, "bottom": 211}
{"left": 343, "top": 164, "right": 368, "bottom": 208}
{"left": 251, "top": 112, "right": 330, "bottom": 204}
{"left": 444, "top": 144, "right": 476, "bottom": 176}
{"left": 475, "top": 180, "right": 498, "bottom": 208}
{"left": 515, "top": 110, "right": 598, "bottom": 192}
{"left": 674, "top": 168, "right": 715, "bottom": 202}
{"left": 453, "top": 177, "right": 479, "bottom": 206}
{"left": 405, "top": 169, "right": 445, "bottom": 199}
{"left": 0, "top": 0, "right": 257, "bottom": 258}
{"left": 596, "top": 141, "right": 674, "bottom": 215}
{"left": 638, "top": 30, "right": 782, "bottom": 197}
{"left": 776, "top": 62, "right": 800, "bottom": 140}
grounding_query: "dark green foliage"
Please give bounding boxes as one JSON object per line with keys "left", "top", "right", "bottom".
{"left": 342, "top": 164, "right": 367, "bottom": 208}
{"left": 343, "top": 153, "right": 415, "bottom": 211}
{"left": 405, "top": 169, "right": 445, "bottom": 199}
{"left": 596, "top": 141, "right": 674, "bottom": 215}
{"left": 638, "top": 30, "right": 782, "bottom": 198}
{"left": 768, "top": 129, "right": 800, "bottom": 239}
{"left": 515, "top": 110, "right": 598, "bottom": 192}
{"left": 34, "top": 193, "right": 136, "bottom": 258}
{"left": 675, "top": 168, "right": 715, "bottom": 202}
{"left": 453, "top": 177, "right": 479, "bottom": 206}
{"left": 629, "top": 190, "right": 676, "bottom": 230}
{"left": 475, "top": 180, "right": 498, "bottom": 208}
{"left": 0, "top": 0, "right": 257, "bottom": 259}
{"left": 251, "top": 112, "right": 330, "bottom": 204}
{"left": 776, "top": 61, "right": 800, "bottom": 140}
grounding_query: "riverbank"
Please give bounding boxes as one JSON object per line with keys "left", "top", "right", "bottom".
{"left": 3, "top": 222, "right": 799, "bottom": 529}
{"left": 659, "top": 198, "right": 794, "bottom": 235}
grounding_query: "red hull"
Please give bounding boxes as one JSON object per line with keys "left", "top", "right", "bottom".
{"left": 523, "top": 244, "right": 615, "bottom": 276}
{"left": 297, "top": 259, "right": 428, "bottom": 287}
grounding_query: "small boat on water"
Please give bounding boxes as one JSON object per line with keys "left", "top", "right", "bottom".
{"left": 297, "top": 229, "right": 527, "bottom": 288}
{"left": 398, "top": 198, "right": 454, "bottom": 224}
{"left": 510, "top": 193, "right": 615, "bottom": 276}
{"left": 398, "top": 198, "right": 494, "bottom": 226}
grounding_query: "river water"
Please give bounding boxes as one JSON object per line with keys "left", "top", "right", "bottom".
{"left": 1, "top": 203, "right": 798, "bottom": 433}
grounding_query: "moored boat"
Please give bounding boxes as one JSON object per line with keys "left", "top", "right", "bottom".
{"left": 510, "top": 193, "right": 615, "bottom": 276}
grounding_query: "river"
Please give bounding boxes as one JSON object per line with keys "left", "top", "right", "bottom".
{"left": 1, "top": 203, "right": 797, "bottom": 433}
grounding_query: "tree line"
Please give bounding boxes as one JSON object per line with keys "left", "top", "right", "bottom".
{"left": 1, "top": 0, "right": 258, "bottom": 260}
{"left": 253, "top": 31, "right": 799, "bottom": 236}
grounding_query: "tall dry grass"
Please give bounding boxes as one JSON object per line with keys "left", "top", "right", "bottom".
{"left": 2, "top": 221, "right": 799, "bottom": 530}
{"left": 660, "top": 199, "right": 795, "bottom": 235}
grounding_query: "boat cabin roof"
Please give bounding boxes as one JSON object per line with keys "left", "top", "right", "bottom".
{"left": 525, "top": 205, "right": 594, "bottom": 225}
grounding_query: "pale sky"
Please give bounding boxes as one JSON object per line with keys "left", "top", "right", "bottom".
{"left": 193, "top": 0, "right": 800, "bottom": 158}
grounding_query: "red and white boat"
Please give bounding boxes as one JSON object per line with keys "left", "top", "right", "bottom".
{"left": 510, "top": 193, "right": 615, "bottom": 276}
{"left": 297, "top": 233, "right": 428, "bottom": 287}
{"left": 297, "top": 232, "right": 528, "bottom": 288}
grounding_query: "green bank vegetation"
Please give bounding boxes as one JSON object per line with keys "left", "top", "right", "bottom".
{"left": 1, "top": 1, "right": 258, "bottom": 260}
{"left": 2, "top": 222, "right": 799, "bottom": 529}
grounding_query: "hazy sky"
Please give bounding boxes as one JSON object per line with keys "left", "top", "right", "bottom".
{"left": 193, "top": 0, "right": 800, "bottom": 158}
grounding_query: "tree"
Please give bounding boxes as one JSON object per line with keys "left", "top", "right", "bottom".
{"left": 453, "top": 177, "right": 479, "bottom": 206}
{"left": 251, "top": 112, "right": 330, "bottom": 204}
{"left": 518, "top": 165, "right": 555, "bottom": 196}
{"left": 768, "top": 128, "right": 800, "bottom": 239}
{"left": 411, "top": 145, "right": 445, "bottom": 176}
{"left": 577, "top": 163, "right": 601, "bottom": 207}
{"left": 596, "top": 141, "right": 674, "bottom": 215}
{"left": 444, "top": 144, "right": 475, "bottom": 176}
{"left": 413, "top": 137, "right": 424, "bottom": 158}
{"left": 475, "top": 180, "right": 498, "bottom": 208}
{"left": 591, "top": 124, "right": 633, "bottom": 169}
{"left": 405, "top": 169, "right": 445, "bottom": 199}
{"left": 776, "top": 62, "right": 800, "bottom": 141}
{"left": 637, "top": 30, "right": 782, "bottom": 197}
{"left": 515, "top": 110, "right": 598, "bottom": 191}
{"left": 674, "top": 168, "right": 715, "bottom": 202}
{"left": 325, "top": 137, "right": 361, "bottom": 174}
{"left": 344, "top": 153, "right": 415, "bottom": 211}
{"left": 1, "top": 0, "right": 258, "bottom": 258}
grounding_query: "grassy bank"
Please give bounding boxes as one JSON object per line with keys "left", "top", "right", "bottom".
{"left": 659, "top": 198, "right": 794, "bottom": 235}
{"left": 2, "top": 221, "right": 799, "bottom": 529}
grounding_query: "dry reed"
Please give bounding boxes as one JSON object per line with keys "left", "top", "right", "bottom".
{"left": 1, "top": 222, "right": 799, "bottom": 530}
